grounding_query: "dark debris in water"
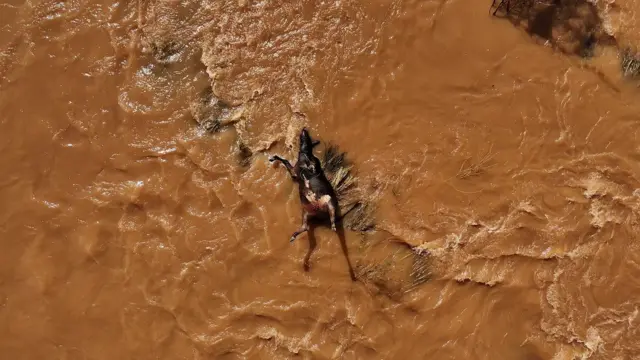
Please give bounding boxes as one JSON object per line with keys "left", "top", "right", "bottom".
{"left": 190, "top": 86, "right": 241, "bottom": 133}
{"left": 620, "top": 48, "right": 640, "bottom": 78}
{"left": 354, "top": 243, "right": 432, "bottom": 298}
{"left": 580, "top": 33, "right": 597, "bottom": 59}
{"left": 490, "top": 0, "right": 535, "bottom": 17}
{"left": 150, "top": 40, "right": 183, "bottom": 65}
{"left": 237, "top": 141, "right": 253, "bottom": 168}
{"left": 491, "top": 0, "right": 617, "bottom": 59}
{"left": 202, "top": 120, "right": 222, "bottom": 133}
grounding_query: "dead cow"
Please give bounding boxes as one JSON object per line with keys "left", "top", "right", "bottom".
{"left": 269, "top": 128, "right": 339, "bottom": 242}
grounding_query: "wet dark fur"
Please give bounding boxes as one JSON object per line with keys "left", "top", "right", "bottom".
{"left": 269, "top": 128, "right": 339, "bottom": 242}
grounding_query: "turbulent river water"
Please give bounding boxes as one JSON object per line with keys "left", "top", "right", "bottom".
{"left": 3, "top": 0, "right": 640, "bottom": 358}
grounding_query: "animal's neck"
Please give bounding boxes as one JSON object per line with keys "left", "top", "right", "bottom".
{"left": 298, "top": 152, "right": 314, "bottom": 160}
{"left": 301, "top": 171, "right": 322, "bottom": 181}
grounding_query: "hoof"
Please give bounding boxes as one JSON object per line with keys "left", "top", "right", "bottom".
{"left": 331, "top": 224, "right": 337, "bottom": 232}
{"left": 269, "top": 156, "right": 276, "bottom": 162}
{"left": 289, "top": 236, "right": 296, "bottom": 243}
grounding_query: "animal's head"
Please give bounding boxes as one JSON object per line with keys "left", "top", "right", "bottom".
{"left": 299, "top": 128, "right": 320, "bottom": 155}
{"left": 297, "top": 128, "right": 323, "bottom": 177}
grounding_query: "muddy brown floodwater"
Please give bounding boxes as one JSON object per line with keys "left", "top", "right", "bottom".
{"left": 4, "top": 0, "right": 640, "bottom": 358}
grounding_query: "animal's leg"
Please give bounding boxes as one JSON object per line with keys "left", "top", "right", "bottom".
{"left": 328, "top": 200, "right": 337, "bottom": 232}
{"left": 269, "top": 155, "right": 297, "bottom": 179}
{"left": 290, "top": 210, "right": 309, "bottom": 243}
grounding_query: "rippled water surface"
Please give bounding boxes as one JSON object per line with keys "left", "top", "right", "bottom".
{"left": 3, "top": 0, "right": 640, "bottom": 358}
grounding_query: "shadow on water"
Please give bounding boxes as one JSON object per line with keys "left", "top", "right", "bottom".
{"left": 336, "top": 225, "right": 357, "bottom": 281}
{"left": 303, "top": 219, "right": 356, "bottom": 282}
{"left": 490, "top": 0, "right": 616, "bottom": 58}
{"left": 303, "top": 225, "right": 317, "bottom": 272}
